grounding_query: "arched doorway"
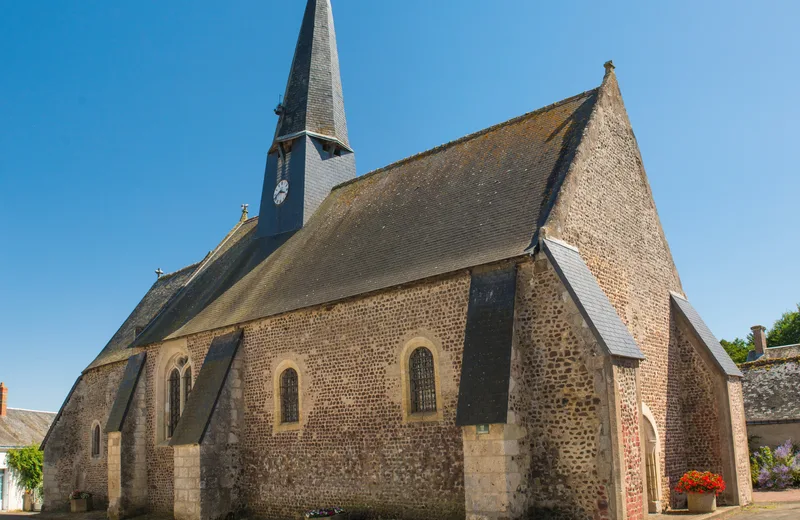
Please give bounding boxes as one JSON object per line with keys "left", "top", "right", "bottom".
{"left": 642, "top": 404, "right": 662, "bottom": 514}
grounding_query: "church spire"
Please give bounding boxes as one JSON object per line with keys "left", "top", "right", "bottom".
{"left": 274, "top": 0, "right": 350, "bottom": 151}
{"left": 257, "top": 0, "right": 355, "bottom": 238}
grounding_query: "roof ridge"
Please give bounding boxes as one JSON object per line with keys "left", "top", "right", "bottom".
{"left": 184, "top": 218, "right": 248, "bottom": 285}
{"left": 6, "top": 407, "right": 57, "bottom": 414}
{"left": 333, "top": 87, "right": 599, "bottom": 191}
{"left": 768, "top": 343, "right": 800, "bottom": 349}
{"left": 160, "top": 262, "right": 203, "bottom": 280}
{"left": 129, "top": 216, "right": 254, "bottom": 349}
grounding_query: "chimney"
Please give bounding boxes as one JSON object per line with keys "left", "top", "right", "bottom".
{"left": 751, "top": 325, "right": 767, "bottom": 355}
{"left": 0, "top": 382, "right": 7, "bottom": 417}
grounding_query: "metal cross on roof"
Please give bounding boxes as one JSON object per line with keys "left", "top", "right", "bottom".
{"left": 155, "top": 268, "right": 164, "bottom": 278}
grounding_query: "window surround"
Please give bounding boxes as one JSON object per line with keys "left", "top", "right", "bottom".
{"left": 154, "top": 339, "right": 193, "bottom": 446}
{"left": 90, "top": 420, "right": 102, "bottom": 459}
{"left": 399, "top": 336, "right": 444, "bottom": 423}
{"left": 272, "top": 359, "right": 304, "bottom": 433}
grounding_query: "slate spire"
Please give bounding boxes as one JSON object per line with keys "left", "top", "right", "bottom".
{"left": 257, "top": 0, "right": 355, "bottom": 238}
{"left": 274, "top": 0, "right": 350, "bottom": 150}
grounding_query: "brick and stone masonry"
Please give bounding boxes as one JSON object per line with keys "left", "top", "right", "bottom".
{"left": 541, "top": 63, "right": 751, "bottom": 511}
{"left": 40, "top": 3, "right": 751, "bottom": 518}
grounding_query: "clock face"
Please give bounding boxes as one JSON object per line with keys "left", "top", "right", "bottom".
{"left": 273, "top": 179, "right": 289, "bottom": 206}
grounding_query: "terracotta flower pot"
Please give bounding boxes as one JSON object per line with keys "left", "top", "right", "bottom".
{"left": 687, "top": 492, "right": 716, "bottom": 513}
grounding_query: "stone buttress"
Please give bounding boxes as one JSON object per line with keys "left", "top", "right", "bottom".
{"left": 170, "top": 331, "right": 244, "bottom": 520}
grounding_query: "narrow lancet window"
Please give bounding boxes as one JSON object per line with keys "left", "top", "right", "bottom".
{"left": 409, "top": 347, "right": 437, "bottom": 413}
{"left": 280, "top": 368, "right": 299, "bottom": 424}
{"left": 91, "top": 424, "right": 101, "bottom": 457}
{"left": 183, "top": 368, "right": 192, "bottom": 406}
{"left": 168, "top": 368, "right": 181, "bottom": 437}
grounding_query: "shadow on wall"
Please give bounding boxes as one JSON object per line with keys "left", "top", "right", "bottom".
{"left": 665, "top": 312, "right": 688, "bottom": 510}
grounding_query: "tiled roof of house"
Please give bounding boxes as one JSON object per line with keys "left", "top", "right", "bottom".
{"left": 741, "top": 355, "right": 800, "bottom": 422}
{"left": 130, "top": 88, "right": 599, "bottom": 344}
{"left": 0, "top": 408, "right": 56, "bottom": 448}
{"left": 746, "top": 343, "right": 800, "bottom": 362}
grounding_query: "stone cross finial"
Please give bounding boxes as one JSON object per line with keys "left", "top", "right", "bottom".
{"left": 241, "top": 204, "right": 249, "bottom": 221}
{"left": 155, "top": 268, "right": 164, "bottom": 279}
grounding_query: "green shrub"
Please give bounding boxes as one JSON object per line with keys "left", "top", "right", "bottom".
{"left": 6, "top": 445, "right": 44, "bottom": 495}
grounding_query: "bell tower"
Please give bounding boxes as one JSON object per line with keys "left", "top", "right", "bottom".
{"left": 257, "top": 0, "right": 356, "bottom": 238}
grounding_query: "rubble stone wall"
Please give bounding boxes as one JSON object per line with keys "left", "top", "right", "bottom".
{"left": 509, "top": 259, "right": 618, "bottom": 520}
{"left": 144, "top": 344, "right": 175, "bottom": 514}
{"left": 543, "top": 68, "right": 751, "bottom": 510}
{"left": 43, "top": 362, "right": 125, "bottom": 511}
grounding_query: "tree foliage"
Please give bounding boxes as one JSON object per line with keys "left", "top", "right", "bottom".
{"left": 6, "top": 445, "right": 44, "bottom": 493}
{"left": 767, "top": 303, "right": 800, "bottom": 348}
{"left": 721, "top": 303, "right": 800, "bottom": 363}
{"left": 721, "top": 338, "right": 752, "bottom": 364}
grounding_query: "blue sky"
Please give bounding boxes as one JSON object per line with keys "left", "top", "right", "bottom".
{"left": 1, "top": 0, "right": 798, "bottom": 412}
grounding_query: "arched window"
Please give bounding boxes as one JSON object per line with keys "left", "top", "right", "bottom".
{"left": 156, "top": 342, "right": 193, "bottom": 444}
{"left": 91, "top": 424, "right": 101, "bottom": 457}
{"left": 168, "top": 368, "right": 181, "bottom": 438}
{"left": 409, "top": 347, "right": 437, "bottom": 413}
{"left": 280, "top": 368, "right": 299, "bottom": 424}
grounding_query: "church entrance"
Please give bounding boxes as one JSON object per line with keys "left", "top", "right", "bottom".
{"left": 642, "top": 404, "right": 662, "bottom": 514}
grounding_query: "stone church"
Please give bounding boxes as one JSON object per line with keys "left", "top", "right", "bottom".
{"left": 41, "top": 1, "right": 752, "bottom": 519}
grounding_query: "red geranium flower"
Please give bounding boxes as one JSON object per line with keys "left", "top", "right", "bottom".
{"left": 675, "top": 471, "right": 726, "bottom": 495}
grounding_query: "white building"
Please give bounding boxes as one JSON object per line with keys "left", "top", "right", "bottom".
{"left": 0, "top": 383, "right": 56, "bottom": 511}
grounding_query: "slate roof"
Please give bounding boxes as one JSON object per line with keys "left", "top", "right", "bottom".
{"left": 130, "top": 89, "right": 598, "bottom": 344}
{"left": 86, "top": 262, "right": 199, "bottom": 370}
{"left": 456, "top": 266, "right": 518, "bottom": 426}
{"left": 106, "top": 353, "right": 147, "bottom": 433}
{"left": 133, "top": 218, "right": 259, "bottom": 347}
{"left": 170, "top": 330, "right": 243, "bottom": 446}
{"left": 670, "top": 293, "right": 743, "bottom": 377}
{"left": 542, "top": 238, "right": 645, "bottom": 360}
{"left": 0, "top": 409, "right": 56, "bottom": 448}
{"left": 275, "top": 0, "right": 350, "bottom": 149}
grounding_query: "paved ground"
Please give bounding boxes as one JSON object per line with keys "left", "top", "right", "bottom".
{"left": 735, "top": 502, "right": 800, "bottom": 519}
{"left": 752, "top": 489, "right": 800, "bottom": 503}
{"left": 0, "top": 501, "right": 797, "bottom": 520}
